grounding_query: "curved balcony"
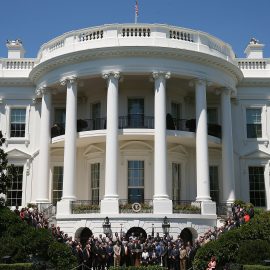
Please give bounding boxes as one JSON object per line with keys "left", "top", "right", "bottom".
{"left": 51, "top": 116, "right": 221, "bottom": 139}
{"left": 34, "top": 24, "right": 235, "bottom": 64}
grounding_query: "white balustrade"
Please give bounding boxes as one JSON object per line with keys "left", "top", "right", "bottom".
{"left": 237, "top": 59, "right": 268, "bottom": 70}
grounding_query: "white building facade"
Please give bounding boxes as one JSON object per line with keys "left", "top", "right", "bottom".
{"left": 0, "top": 24, "right": 269, "bottom": 241}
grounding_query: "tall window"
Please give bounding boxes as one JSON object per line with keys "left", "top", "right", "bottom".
{"left": 10, "top": 109, "right": 26, "bottom": 137}
{"left": 52, "top": 166, "right": 63, "bottom": 205}
{"left": 207, "top": 108, "right": 218, "bottom": 124}
{"left": 7, "top": 166, "right": 23, "bottom": 206}
{"left": 128, "top": 160, "right": 144, "bottom": 203}
{"left": 209, "top": 166, "right": 219, "bottom": 203}
{"left": 172, "top": 163, "right": 181, "bottom": 201}
{"left": 91, "top": 163, "right": 100, "bottom": 201}
{"left": 55, "top": 108, "right": 66, "bottom": 128}
{"left": 128, "top": 99, "right": 144, "bottom": 128}
{"left": 246, "top": 108, "right": 262, "bottom": 138}
{"left": 249, "top": 166, "right": 266, "bottom": 207}
{"left": 171, "top": 102, "right": 181, "bottom": 129}
{"left": 91, "top": 103, "right": 101, "bottom": 130}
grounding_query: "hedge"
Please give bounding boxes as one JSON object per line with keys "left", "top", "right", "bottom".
{"left": 244, "top": 266, "right": 270, "bottom": 270}
{"left": 193, "top": 211, "right": 270, "bottom": 270}
{"left": 109, "top": 266, "right": 165, "bottom": 270}
{"left": 0, "top": 263, "right": 33, "bottom": 269}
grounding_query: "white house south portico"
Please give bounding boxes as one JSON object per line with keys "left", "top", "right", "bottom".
{"left": 1, "top": 23, "right": 269, "bottom": 239}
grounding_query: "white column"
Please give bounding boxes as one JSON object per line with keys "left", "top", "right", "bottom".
{"left": 152, "top": 72, "right": 172, "bottom": 214}
{"left": 61, "top": 76, "right": 77, "bottom": 202}
{"left": 36, "top": 87, "right": 51, "bottom": 204}
{"left": 195, "top": 79, "right": 211, "bottom": 202}
{"left": 221, "top": 88, "right": 235, "bottom": 204}
{"left": 195, "top": 79, "right": 216, "bottom": 215}
{"left": 101, "top": 72, "right": 120, "bottom": 214}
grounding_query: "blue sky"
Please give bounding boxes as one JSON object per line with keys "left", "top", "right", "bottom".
{"left": 0, "top": 0, "right": 269, "bottom": 58}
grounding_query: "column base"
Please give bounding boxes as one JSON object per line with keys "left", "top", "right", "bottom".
{"left": 100, "top": 198, "right": 119, "bottom": 214}
{"left": 57, "top": 200, "right": 72, "bottom": 215}
{"left": 153, "top": 199, "right": 172, "bottom": 214}
{"left": 200, "top": 200, "right": 216, "bottom": 215}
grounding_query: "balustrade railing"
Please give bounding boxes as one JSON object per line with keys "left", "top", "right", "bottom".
{"left": 121, "top": 27, "right": 151, "bottom": 37}
{"left": 119, "top": 115, "right": 154, "bottom": 129}
{"left": 79, "top": 30, "right": 104, "bottom": 42}
{"left": 71, "top": 200, "right": 100, "bottom": 214}
{"left": 216, "top": 203, "right": 233, "bottom": 217}
{"left": 51, "top": 117, "right": 221, "bottom": 138}
{"left": 237, "top": 59, "right": 267, "bottom": 70}
{"left": 168, "top": 118, "right": 221, "bottom": 138}
{"left": 2, "top": 59, "right": 36, "bottom": 69}
{"left": 169, "top": 30, "right": 194, "bottom": 42}
{"left": 173, "top": 200, "right": 201, "bottom": 214}
{"left": 119, "top": 199, "right": 153, "bottom": 213}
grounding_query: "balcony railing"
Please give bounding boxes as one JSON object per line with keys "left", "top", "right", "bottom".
{"left": 51, "top": 117, "right": 221, "bottom": 138}
{"left": 71, "top": 200, "right": 100, "bottom": 214}
{"left": 167, "top": 116, "right": 221, "bottom": 138}
{"left": 119, "top": 115, "right": 154, "bottom": 129}
{"left": 119, "top": 199, "right": 153, "bottom": 213}
{"left": 173, "top": 200, "right": 201, "bottom": 214}
{"left": 216, "top": 203, "right": 233, "bottom": 217}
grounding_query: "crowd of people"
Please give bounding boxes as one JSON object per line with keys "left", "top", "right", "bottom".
{"left": 12, "top": 202, "right": 255, "bottom": 270}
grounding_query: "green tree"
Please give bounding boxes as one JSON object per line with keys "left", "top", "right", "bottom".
{"left": 0, "top": 131, "right": 15, "bottom": 206}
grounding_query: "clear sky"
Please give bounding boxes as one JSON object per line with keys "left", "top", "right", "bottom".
{"left": 0, "top": 0, "right": 269, "bottom": 58}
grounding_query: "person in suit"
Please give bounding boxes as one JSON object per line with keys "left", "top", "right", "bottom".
{"left": 75, "top": 244, "right": 84, "bottom": 270}
{"left": 113, "top": 241, "right": 122, "bottom": 267}
{"left": 83, "top": 244, "right": 92, "bottom": 269}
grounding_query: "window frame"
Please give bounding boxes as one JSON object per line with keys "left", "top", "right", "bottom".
{"left": 5, "top": 105, "right": 30, "bottom": 145}
{"left": 90, "top": 162, "right": 100, "bottom": 202}
{"left": 246, "top": 107, "right": 262, "bottom": 139}
{"left": 6, "top": 165, "right": 24, "bottom": 207}
{"left": 51, "top": 166, "right": 64, "bottom": 205}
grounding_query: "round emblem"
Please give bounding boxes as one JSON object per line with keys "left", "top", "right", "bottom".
{"left": 132, "top": 202, "right": 141, "bottom": 213}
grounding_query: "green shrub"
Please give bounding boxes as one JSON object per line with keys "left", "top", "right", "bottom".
{"left": 236, "top": 240, "right": 270, "bottom": 265}
{"left": 244, "top": 266, "right": 270, "bottom": 270}
{"left": 47, "top": 241, "right": 77, "bottom": 270}
{"left": 109, "top": 267, "right": 165, "bottom": 270}
{"left": 194, "top": 211, "right": 270, "bottom": 270}
{"left": 0, "top": 263, "right": 33, "bottom": 269}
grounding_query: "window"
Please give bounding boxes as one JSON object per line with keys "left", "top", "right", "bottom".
{"left": 91, "top": 163, "right": 100, "bottom": 201}
{"left": 171, "top": 102, "right": 181, "bottom": 129}
{"left": 128, "top": 99, "right": 144, "bottom": 128}
{"left": 128, "top": 160, "right": 144, "bottom": 203}
{"left": 249, "top": 166, "right": 266, "bottom": 207}
{"left": 52, "top": 166, "right": 63, "bottom": 205}
{"left": 54, "top": 108, "right": 66, "bottom": 129}
{"left": 91, "top": 103, "right": 101, "bottom": 130}
{"left": 172, "top": 163, "right": 181, "bottom": 201}
{"left": 209, "top": 166, "right": 219, "bottom": 203}
{"left": 10, "top": 109, "right": 26, "bottom": 137}
{"left": 207, "top": 108, "right": 218, "bottom": 124}
{"left": 246, "top": 108, "right": 262, "bottom": 138}
{"left": 7, "top": 166, "right": 23, "bottom": 206}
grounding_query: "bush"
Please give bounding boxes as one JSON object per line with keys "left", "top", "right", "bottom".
{"left": 0, "top": 263, "right": 33, "bottom": 270}
{"left": 244, "top": 266, "right": 270, "bottom": 270}
{"left": 47, "top": 241, "right": 77, "bottom": 270}
{"left": 193, "top": 211, "right": 270, "bottom": 270}
{"left": 109, "top": 267, "right": 165, "bottom": 270}
{"left": 236, "top": 240, "right": 270, "bottom": 265}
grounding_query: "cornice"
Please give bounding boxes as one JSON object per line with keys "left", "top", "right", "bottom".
{"left": 0, "top": 77, "right": 34, "bottom": 87}
{"left": 29, "top": 46, "right": 243, "bottom": 84}
{"left": 238, "top": 77, "right": 270, "bottom": 87}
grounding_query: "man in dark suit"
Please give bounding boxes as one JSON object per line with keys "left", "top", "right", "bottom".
{"left": 83, "top": 244, "right": 92, "bottom": 269}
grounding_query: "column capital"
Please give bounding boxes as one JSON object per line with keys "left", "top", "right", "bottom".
{"left": 189, "top": 78, "right": 207, "bottom": 88}
{"left": 102, "top": 71, "right": 120, "bottom": 80}
{"left": 152, "top": 71, "right": 171, "bottom": 80}
{"left": 35, "top": 86, "right": 50, "bottom": 97}
{"left": 60, "top": 75, "right": 78, "bottom": 86}
{"left": 215, "top": 87, "right": 234, "bottom": 97}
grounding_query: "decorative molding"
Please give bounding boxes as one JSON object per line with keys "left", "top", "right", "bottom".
{"left": 102, "top": 71, "right": 120, "bottom": 80}
{"left": 35, "top": 86, "right": 50, "bottom": 97}
{"left": 60, "top": 75, "right": 77, "bottom": 86}
{"left": 152, "top": 71, "right": 171, "bottom": 80}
